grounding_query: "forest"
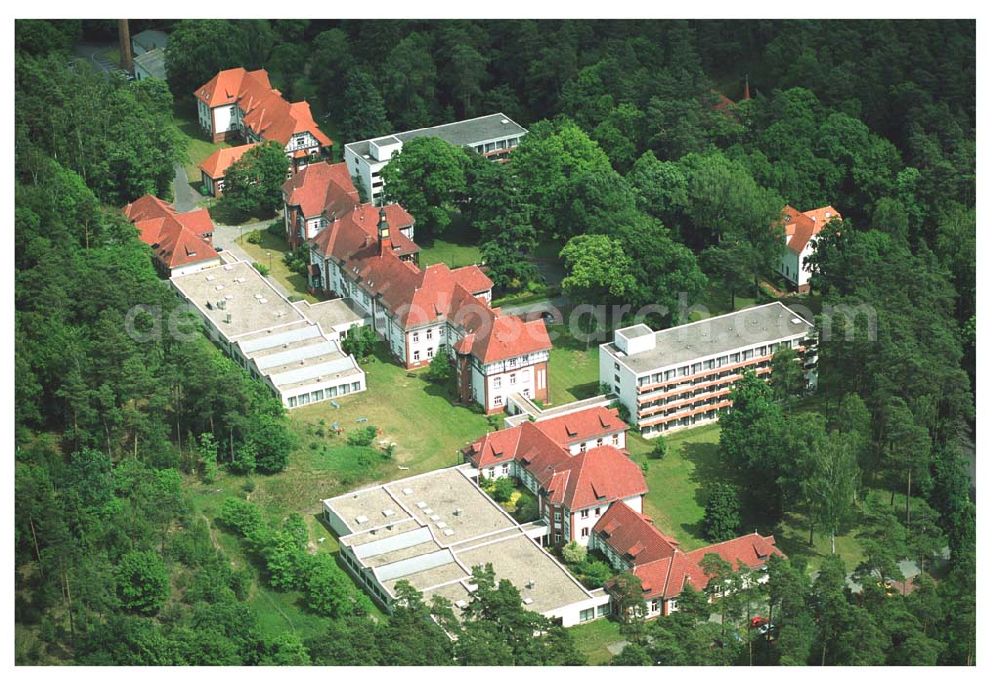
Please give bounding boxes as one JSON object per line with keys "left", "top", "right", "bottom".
{"left": 14, "top": 18, "right": 974, "bottom": 665}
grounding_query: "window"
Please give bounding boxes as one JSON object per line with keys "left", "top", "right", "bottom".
{"left": 581, "top": 527, "right": 589, "bottom": 537}
{"left": 296, "top": 136, "right": 305, "bottom": 147}
{"left": 351, "top": 382, "right": 360, "bottom": 392}
{"left": 412, "top": 332, "right": 419, "bottom": 342}
{"left": 509, "top": 373, "right": 516, "bottom": 385}
{"left": 493, "top": 395, "right": 503, "bottom": 407}
{"left": 522, "top": 354, "right": 530, "bottom": 363}
{"left": 413, "top": 349, "right": 420, "bottom": 361}
{"left": 427, "top": 347, "right": 434, "bottom": 358}
{"left": 614, "top": 362, "right": 620, "bottom": 371}
{"left": 596, "top": 437, "right": 604, "bottom": 446}
{"left": 650, "top": 600, "right": 660, "bottom": 613}
{"left": 493, "top": 376, "right": 502, "bottom": 389}
{"left": 579, "top": 607, "right": 595, "bottom": 622}
{"left": 502, "top": 463, "right": 509, "bottom": 474}
{"left": 426, "top": 329, "right": 433, "bottom": 340}
{"left": 581, "top": 508, "right": 590, "bottom": 519}
{"left": 594, "top": 507, "right": 601, "bottom": 516}
{"left": 555, "top": 533, "right": 562, "bottom": 544}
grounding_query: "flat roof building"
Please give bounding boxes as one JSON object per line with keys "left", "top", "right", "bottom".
{"left": 323, "top": 465, "right": 609, "bottom": 627}
{"left": 344, "top": 113, "right": 528, "bottom": 200}
{"left": 600, "top": 302, "right": 817, "bottom": 437}
{"left": 170, "top": 254, "right": 367, "bottom": 409}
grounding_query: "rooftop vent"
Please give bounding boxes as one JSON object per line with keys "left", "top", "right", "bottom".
{"left": 791, "top": 318, "right": 802, "bottom": 325}
{"left": 454, "top": 599, "right": 467, "bottom": 608}
{"left": 382, "top": 509, "right": 396, "bottom": 517}
{"left": 402, "top": 487, "right": 413, "bottom": 495}
{"left": 206, "top": 274, "right": 215, "bottom": 281}
{"left": 500, "top": 118, "right": 509, "bottom": 124}
{"left": 453, "top": 508, "right": 463, "bottom": 516}
{"left": 355, "top": 514, "right": 369, "bottom": 524}
{"left": 522, "top": 597, "right": 534, "bottom": 605}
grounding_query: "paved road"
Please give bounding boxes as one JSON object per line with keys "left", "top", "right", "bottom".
{"left": 172, "top": 163, "right": 200, "bottom": 213}
{"left": 72, "top": 42, "right": 129, "bottom": 78}
{"left": 500, "top": 295, "right": 569, "bottom": 318}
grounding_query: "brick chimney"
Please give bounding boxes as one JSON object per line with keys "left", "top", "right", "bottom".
{"left": 118, "top": 20, "right": 134, "bottom": 75}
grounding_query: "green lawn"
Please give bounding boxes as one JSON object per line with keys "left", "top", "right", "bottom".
{"left": 236, "top": 229, "right": 318, "bottom": 303}
{"left": 569, "top": 618, "right": 623, "bottom": 665}
{"left": 418, "top": 236, "right": 482, "bottom": 269}
{"left": 171, "top": 104, "right": 231, "bottom": 185}
{"left": 546, "top": 324, "right": 602, "bottom": 406}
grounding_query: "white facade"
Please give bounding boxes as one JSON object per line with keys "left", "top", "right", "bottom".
{"left": 777, "top": 241, "right": 815, "bottom": 289}
{"left": 570, "top": 494, "right": 642, "bottom": 546}
{"left": 168, "top": 256, "right": 223, "bottom": 278}
{"left": 601, "top": 303, "right": 817, "bottom": 438}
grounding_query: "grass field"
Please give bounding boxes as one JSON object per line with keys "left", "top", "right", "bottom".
{"left": 569, "top": 618, "right": 623, "bottom": 664}
{"left": 236, "top": 229, "right": 318, "bottom": 303}
{"left": 546, "top": 324, "right": 603, "bottom": 406}
{"left": 171, "top": 105, "right": 230, "bottom": 185}
{"left": 418, "top": 230, "right": 482, "bottom": 269}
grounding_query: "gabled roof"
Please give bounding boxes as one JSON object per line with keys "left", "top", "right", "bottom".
{"left": 123, "top": 194, "right": 175, "bottom": 223}
{"left": 194, "top": 68, "right": 333, "bottom": 148}
{"left": 465, "top": 405, "right": 627, "bottom": 470}
{"left": 198, "top": 143, "right": 259, "bottom": 180}
{"left": 123, "top": 196, "right": 218, "bottom": 271}
{"left": 683, "top": 532, "right": 784, "bottom": 591}
{"left": 783, "top": 204, "right": 841, "bottom": 254}
{"left": 532, "top": 406, "right": 627, "bottom": 448}
{"left": 283, "top": 162, "right": 359, "bottom": 219}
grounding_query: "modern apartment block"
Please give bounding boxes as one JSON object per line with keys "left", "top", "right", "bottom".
{"left": 343, "top": 113, "right": 528, "bottom": 201}
{"left": 600, "top": 303, "right": 817, "bottom": 438}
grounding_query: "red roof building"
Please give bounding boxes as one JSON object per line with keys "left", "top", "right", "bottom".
{"left": 122, "top": 195, "right": 220, "bottom": 276}
{"left": 194, "top": 68, "right": 332, "bottom": 172}
{"left": 283, "top": 163, "right": 552, "bottom": 414}
{"left": 464, "top": 406, "right": 637, "bottom": 545}
{"left": 593, "top": 500, "right": 783, "bottom": 618}
{"left": 197, "top": 143, "right": 258, "bottom": 197}
{"left": 776, "top": 204, "right": 841, "bottom": 292}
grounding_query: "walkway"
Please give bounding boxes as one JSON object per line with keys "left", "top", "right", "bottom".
{"left": 172, "top": 163, "right": 200, "bottom": 212}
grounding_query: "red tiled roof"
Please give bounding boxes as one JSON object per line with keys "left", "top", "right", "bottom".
{"left": 783, "top": 204, "right": 841, "bottom": 254}
{"left": 465, "top": 405, "right": 627, "bottom": 470}
{"left": 451, "top": 265, "right": 493, "bottom": 295}
{"left": 123, "top": 194, "right": 175, "bottom": 223}
{"left": 195, "top": 68, "right": 333, "bottom": 148}
{"left": 282, "top": 161, "right": 359, "bottom": 219}
{"left": 532, "top": 406, "right": 627, "bottom": 448}
{"left": 123, "top": 196, "right": 218, "bottom": 271}
{"left": 198, "top": 143, "right": 258, "bottom": 180}
{"left": 684, "top": 533, "right": 784, "bottom": 591}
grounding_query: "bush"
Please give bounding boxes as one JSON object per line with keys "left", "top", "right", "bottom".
{"left": 341, "top": 325, "right": 379, "bottom": 359}
{"left": 241, "top": 479, "right": 256, "bottom": 494}
{"left": 253, "top": 262, "right": 270, "bottom": 277}
{"left": 246, "top": 230, "right": 263, "bottom": 245}
{"left": 115, "top": 550, "right": 170, "bottom": 616}
{"left": 346, "top": 425, "right": 378, "bottom": 447}
{"left": 425, "top": 351, "right": 453, "bottom": 384}
{"left": 561, "top": 541, "right": 587, "bottom": 565}
{"left": 490, "top": 476, "right": 515, "bottom": 503}
{"left": 650, "top": 436, "right": 668, "bottom": 459}
{"left": 219, "top": 497, "right": 265, "bottom": 538}
{"left": 229, "top": 444, "right": 256, "bottom": 475}
{"left": 267, "top": 220, "right": 286, "bottom": 238}
{"left": 577, "top": 557, "right": 614, "bottom": 589}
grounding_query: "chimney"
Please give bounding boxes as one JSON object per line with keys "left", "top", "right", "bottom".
{"left": 743, "top": 74, "right": 751, "bottom": 101}
{"left": 118, "top": 20, "right": 134, "bottom": 75}
{"left": 378, "top": 206, "right": 390, "bottom": 255}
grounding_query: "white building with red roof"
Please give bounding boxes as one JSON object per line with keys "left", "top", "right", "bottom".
{"left": 282, "top": 162, "right": 552, "bottom": 414}
{"left": 776, "top": 204, "right": 841, "bottom": 292}
{"left": 464, "top": 404, "right": 638, "bottom": 546}
{"left": 194, "top": 67, "right": 332, "bottom": 171}
{"left": 122, "top": 195, "right": 221, "bottom": 276}
{"left": 197, "top": 143, "right": 258, "bottom": 197}
{"left": 594, "top": 501, "right": 783, "bottom": 618}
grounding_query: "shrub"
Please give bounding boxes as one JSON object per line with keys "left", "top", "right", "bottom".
{"left": 241, "top": 479, "right": 256, "bottom": 494}
{"left": 425, "top": 351, "right": 454, "bottom": 384}
{"left": 346, "top": 425, "right": 378, "bottom": 447}
{"left": 650, "top": 436, "right": 668, "bottom": 459}
{"left": 115, "top": 550, "right": 170, "bottom": 616}
{"left": 577, "top": 557, "right": 614, "bottom": 589}
{"left": 253, "top": 262, "right": 270, "bottom": 277}
{"left": 229, "top": 444, "right": 256, "bottom": 475}
{"left": 267, "top": 220, "right": 285, "bottom": 238}
{"left": 561, "top": 541, "right": 587, "bottom": 565}
{"left": 219, "top": 497, "right": 264, "bottom": 538}
{"left": 341, "top": 325, "right": 379, "bottom": 359}
{"left": 490, "top": 476, "right": 515, "bottom": 503}
{"left": 486, "top": 414, "right": 504, "bottom": 431}
{"left": 246, "top": 230, "right": 263, "bottom": 245}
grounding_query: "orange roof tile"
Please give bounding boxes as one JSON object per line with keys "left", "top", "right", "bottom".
{"left": 783, "top": 204, "right": 841, "bottom": 254}
{"left": 198, "top": 143, "right": 259, "bottom": 180}
{"left": 123, "top": 196, "right": 218, "bottom": 271}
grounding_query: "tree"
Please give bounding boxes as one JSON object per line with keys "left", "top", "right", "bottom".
{"left": 303, "top": 553, "right": 359, "bottom": 618}
{"left": 382, "top": 136, "right": 471, "bottom": 237}
{"left": 561, "top": 541, "right": 587, "bottom": 565}
{"left": 341, "top": 324, "right": 379, "bottom": 359}
{"left": 560, "top": 234, "right": 637, "bottom": 306}
{"left": 608, "top": 572, "right": 647, "bottom": 643}
{"left": 702, "top": 482, "right": 742, "bottom": 542}
{"left": 769, "top": 346, "right": 805, "bottom": 404}
{"left": 340, "top": 68, "right": 391, "bottom": 143}
{"left": 650, "top": 436, "right": 668, "bottom": 459}
{"left": 425, "top": 351, "right": 454, "bottom": 385}
{"left": 218, "top": 497, "right": 265, "bottom": 538}
{"left": 489, "top": 476, "right": 515, "bottom": 504}
{"left": 219, "top": 141, "right": 290, "bottom": 219}
{"left": 164, "top": 20, "right": 268, "bottom": 102}
{"left": 699, "top": 239, "right": 753, "bottom": 311}
{"left": 805, "top": 430, "right": 859, "bottom": 554}
{"left": 115, "top": 550, "right": 169, "bottom": 615}
{"left": 197, "top": 432, "right": 220, "bottom": 483}
{"left": 246, "top": 415, "right": 296, "bottom": 474}
{"left": 346, "top": 425, "right": 377, "bottom": 447}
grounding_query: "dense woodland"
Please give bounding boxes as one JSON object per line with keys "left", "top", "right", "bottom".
{"left": 14, "top": 19, "right": 974, "bottom": 665}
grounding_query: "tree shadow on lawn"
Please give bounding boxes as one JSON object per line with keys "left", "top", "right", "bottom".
{"left": 565, "top": 380, "right": 601, "bottom": 401}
